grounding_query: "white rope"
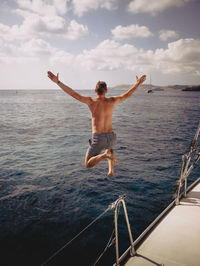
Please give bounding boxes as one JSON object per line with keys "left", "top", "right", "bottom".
{"left": 41, "top": 206, "right": 111, "bottom": 266}
{"left": 93, "top": 203, "right": 121, "bottom": 266}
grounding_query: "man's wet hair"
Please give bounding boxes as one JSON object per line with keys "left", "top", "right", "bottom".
{"left": 95, "top": 81, "right": 107, "bottom": 95}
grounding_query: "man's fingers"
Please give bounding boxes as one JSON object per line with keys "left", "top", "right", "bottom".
{"left": 47, "top": 71, "right": 53, "bottom": 77}
{"left": 137, "top": 75, "right": 146, "bottom": 85}
{"left": 47, "top": 71, "right": 57, "bottom": 81}
{"left": 141, "top": 75, "right": 146, "bottom": 81}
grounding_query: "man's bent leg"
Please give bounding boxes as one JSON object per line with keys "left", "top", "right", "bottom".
{"left": 85, "top": 151, "right": 115, "bottom": 169}
{"left": 106, "top": 149, "right": 118, "bottom": 176}
{"left": 107, "top": 149, "right": 114, "bottom": 176}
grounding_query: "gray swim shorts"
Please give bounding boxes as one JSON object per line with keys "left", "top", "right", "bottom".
{"left": 87, "top": 132, "right": 117, "bottom": 157}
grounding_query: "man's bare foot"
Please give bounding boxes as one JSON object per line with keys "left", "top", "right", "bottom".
{"left": 105, "top": 150, "right": 118, "bottom": 164}
{"left": 108, "top": 171, "right": 114, "bottom": 176}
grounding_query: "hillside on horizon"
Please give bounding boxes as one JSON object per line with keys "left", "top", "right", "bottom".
{"left": 110, "top": 84, "right": 200, "bottom": 91}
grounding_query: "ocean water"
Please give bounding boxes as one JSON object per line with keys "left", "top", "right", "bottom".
{"left": 0, "top": 88, "right": 199, "bottom": 266}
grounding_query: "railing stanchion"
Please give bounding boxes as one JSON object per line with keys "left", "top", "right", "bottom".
{"left": 114, "top": 206, "right": 120, "bottom": 266}
{"left": 121, "top": 199, "right": 136, "bottom": 256}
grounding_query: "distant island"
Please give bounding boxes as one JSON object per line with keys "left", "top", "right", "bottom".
{"left": 182, "top": 85, "right": 200, "bottom": 91}
{"left": 110, "top": 84, "right": 200, "bottom": 92}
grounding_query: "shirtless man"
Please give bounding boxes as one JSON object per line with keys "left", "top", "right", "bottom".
{"left": 47, "top": 71, "right": 146, "bottom": 176}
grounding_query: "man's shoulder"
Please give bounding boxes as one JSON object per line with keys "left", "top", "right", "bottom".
{"left": 106, "top": 96, "right": 116, "bottom": 103}
{"left": 89, "top": 97, "right": 98, "bottom": 102}
{"left": 89, "top": 96, "right": 115, "bottom": 103}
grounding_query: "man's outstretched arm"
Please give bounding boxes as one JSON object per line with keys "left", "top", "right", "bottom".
{"left": 112, "top": 75, "right": 146, "bottom": 104}
{"left": 47, "top": 71, "right": 92, "bottom": 105}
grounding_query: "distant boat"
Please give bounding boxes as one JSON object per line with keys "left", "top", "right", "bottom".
{"left": 147, "top": 74, "right": 153, "bottom": 93}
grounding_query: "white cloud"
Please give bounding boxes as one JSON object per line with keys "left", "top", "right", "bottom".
{"left": 22, "top": 39, "right": 54, "bottom": 55}
{"left": 71, "top": 0, "right": 119, "bottom": 16}
{"left": 0, "top": 1, "right": 88, "bottom": 41}
{"left": 0, "top": 55, "right": 37, "bottom": 65}
{"left": 77, "top": 39, "right": 145, "bottom": 71}
{"left": 66, "top": 20, "right": 88, "bottom": 40}
{"left": 127, "top": 0, "right": 192, "bottom": 15}
{"left": 0, "top": 39, "right": 39, "bottom": 64}
{"left": 75, "top": 38, "right": 200, "bottom": 77}
{"left": 0, "top": 37, "right": 75, "bottom": 66}
{"left": 16, "top": 0, "right": 68, "bottom": 16}
{"left": 154, "top": 38, "right": 200, "bottom": 75}
{"left": 112, "top": 24, "right": 153, "bottom": 40}
{"left": 21, "top": 38, "right": 75, "bottom": 65}
{"left": 50, "top": 50, "right": 75, "bottom": 65}
{"left": 0, "top": 13, "right": 64, "bottom": 40}
{"left": 16, "top": 0, "right": 120, "bottom": 17}
{"left": 0, "top": 10, "right": 88, "bottom": 40}
{"left": 0, "top": 40, "right": 19, "bottom": 57}
{"left": 15, "top": 9, "right": 67, "bottom": 33}
{"left": 52, "top": 0, "right": 69, "bottom": 14}
{"left": 159, "top": 30, "right": 179, "bottom": 41}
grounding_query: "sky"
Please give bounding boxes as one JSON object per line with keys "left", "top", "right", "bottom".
{"left": 0, "top": 0, "right": 200, "bottom": 90}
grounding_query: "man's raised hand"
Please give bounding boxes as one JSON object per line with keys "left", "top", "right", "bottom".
{"left": 47, "top": 71, "right": 59, "bottom": 83}
{"left": 136, "top": 75, "right": 146, "bottom": 86}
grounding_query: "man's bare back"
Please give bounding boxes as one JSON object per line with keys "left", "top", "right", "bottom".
{"left": 47, "top": 71, "right": 146, "bottom": 175}
{"left": 88, "top": 96, "right": 115, "bottom": 134}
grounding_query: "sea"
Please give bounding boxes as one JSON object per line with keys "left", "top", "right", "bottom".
{"left": 0, "top": 88, "right": 200, "bottom": 266}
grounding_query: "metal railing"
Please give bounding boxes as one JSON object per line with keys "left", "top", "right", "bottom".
{"left": 42, "top": 194, "right": 135, "bottom": 266}
{"left": 110, "top": 195, "right": 135, "bottom": 266}
{"left": 175, "top": 121, "right": 200, "bottom": 205}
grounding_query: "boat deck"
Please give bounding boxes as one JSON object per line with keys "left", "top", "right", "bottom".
{"left": 125, "top": 178, "right": 200, "bottom": 266}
